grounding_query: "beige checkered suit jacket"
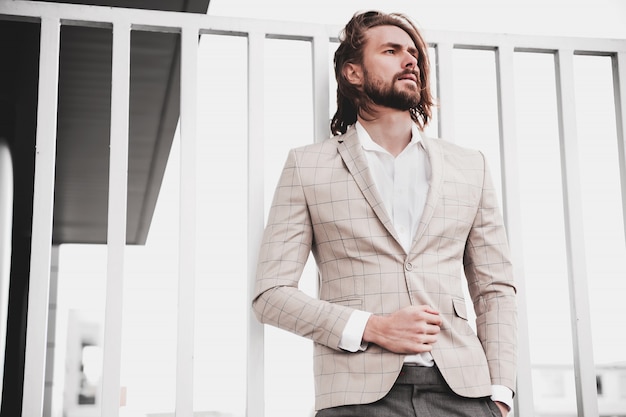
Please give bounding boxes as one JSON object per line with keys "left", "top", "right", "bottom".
{"left": 252, "top": 126, "right": 517, "bottom": 411}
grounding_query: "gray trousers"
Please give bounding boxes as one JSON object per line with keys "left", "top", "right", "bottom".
{"left": 315, "top": 365, "right": 502, "bottom": 417}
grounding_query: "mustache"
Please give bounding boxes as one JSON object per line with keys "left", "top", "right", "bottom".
{"left": 398, "top": 69, "right": 419, "bottom": 77}
{"left": 395, "top": 69, "right": 426, "bottom": 90}
{"left": 395, "top": 69, "right": 420, "bottom": 81}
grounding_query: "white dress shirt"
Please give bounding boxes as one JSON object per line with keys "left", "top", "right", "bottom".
{"left": 339, "top": 121, "right": 433, "bottom": 366}
{"left": 337, "top": 122, "right": 513, "bottom": 410}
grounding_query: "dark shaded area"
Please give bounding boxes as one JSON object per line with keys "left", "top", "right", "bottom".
{"left": 26, "top": 0, "right": 210, "bottom": 13}
{"left": 0, "top": 20, "right": 39, "bottom": 417}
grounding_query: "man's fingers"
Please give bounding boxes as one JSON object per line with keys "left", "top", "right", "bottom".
{"left": 426, "top": 323, "right": 441, "bottom": 335}
{"left": 414, "top": 321, "right": 440, "bottom": 334}
{"left": 422, "top": 305, "right": 439, "bottom": 315}
{"left": 427, "top": 314, "right": 443, "bottom": 327}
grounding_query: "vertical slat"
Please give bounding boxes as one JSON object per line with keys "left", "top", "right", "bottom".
{"left": 495, "top": 45, "right": 535, "bottom": 416}
{"left": 436, "top": 42, "right": 455, "bottom": 142}
{"left": 101, "top": 20, "right": 131, "bottom": 417}
{"left": 246, "top": 30, "right": 265, "bottom": 417}
{"left": 22, "top": 16, "right": 60, "bottom": 417}
{"left": 554, "top": 49, "right": 599, "bottom": 417}
{"left": 177, "top": 24, "right": 198, "bottom": 417}
{"left": 44, "top": 245, "right": 60, "bottom": 417}
{"left": 312, "top": 32, "right": 330, "bottom": 143}
{"left": 0, "top": 139, "right": 12, "bottom": 411}
{"left": 613, "top": 52, "right": 626, "bottom": 243}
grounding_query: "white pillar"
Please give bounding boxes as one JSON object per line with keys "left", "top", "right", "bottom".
{"left": 0, "top": 137, "right": 13, "bottom": 409}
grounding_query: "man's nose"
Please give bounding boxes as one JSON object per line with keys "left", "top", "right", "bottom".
{"left": 403, "top": 52, "right": 417, "bottom": 68}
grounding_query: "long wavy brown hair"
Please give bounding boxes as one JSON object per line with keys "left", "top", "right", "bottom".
{"left": 331, "top": 11, "right": 434, "bottom": 136}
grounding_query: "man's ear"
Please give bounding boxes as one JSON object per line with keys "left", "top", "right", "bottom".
{"left": 342, "top": 63, "right": 363, "bottom": 86}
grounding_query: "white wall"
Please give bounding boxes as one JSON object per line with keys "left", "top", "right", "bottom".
{"left": 208, "top": 0, "right": 626, "bottom": 39}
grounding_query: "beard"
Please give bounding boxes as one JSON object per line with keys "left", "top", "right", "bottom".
{"left": 363, "top": 69, "right": 421, "bottom": 111}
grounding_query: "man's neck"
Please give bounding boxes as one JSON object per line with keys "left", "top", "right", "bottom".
{"left": 358, "top": 110, "right": 413, "bottom": 157}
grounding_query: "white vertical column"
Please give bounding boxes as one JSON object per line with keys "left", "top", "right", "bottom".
{"left": 312, "top": 32, "right": 330, "bottom": 143}
{"left": 495, "top": 45, "right": 535, "bottom": 416}
{"left": 22, "top": 16, "right": 60, "bottom": 417}
{"left": 101, "top": 20, "right": 131, "bottom": 417}
{"left": 177, "top": 24, "right": 199, "bottom": 417}
{"left": 0, "top": 138, "right": 13, "bottom": 410}
{"left": 555, "top": 49, "right": 599, "bottom": 417}
{"left": 246, "top": 30, "right": 265, "bottom": 417}
{"left": 436, "top": 43, "right": 455, "bottom": 142}
{"left": 613, "top": 52, "right": 626, "bottom": 242}
{"left": 44, "top": 245, "right": 60, "bottom": 417}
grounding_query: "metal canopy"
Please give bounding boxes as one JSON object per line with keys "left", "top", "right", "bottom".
{"left": 5, "top": 0, "right": 210, "bottom": 245}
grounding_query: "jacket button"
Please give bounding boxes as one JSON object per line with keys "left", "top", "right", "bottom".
{"left": 405, "top": 262, "right": 413, "bottom": 271}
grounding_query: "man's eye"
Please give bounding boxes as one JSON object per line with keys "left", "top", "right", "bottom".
{"left": 385, "top": 50, "right": 395, "bottom": 54}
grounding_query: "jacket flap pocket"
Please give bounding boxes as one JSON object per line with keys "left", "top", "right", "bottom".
{"left": 452, "top": 297, "right": 468, "bottom": 320}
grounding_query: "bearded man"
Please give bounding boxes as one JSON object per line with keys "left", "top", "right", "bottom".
{"left": 253, "top": 10, "right": 517, "bottom": 417}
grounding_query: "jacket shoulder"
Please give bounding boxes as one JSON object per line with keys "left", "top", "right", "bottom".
{"left": 425, "top": 136, "right": 486, "bottom": 168}
{"left": 293, "top": 130, "right": 354, "bottom": 154}
{"left": 289, "top": 130, "right": 355, "bottom": 166}
{"left": 426, "top": 136, "right": 480, "bottom": 155}
{"left": 293, "top": 137, "right": 341, "bottom": 155}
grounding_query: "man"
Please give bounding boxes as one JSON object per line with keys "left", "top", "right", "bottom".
{"left": 252, "top": 10, "right": 517, "bottom": 417}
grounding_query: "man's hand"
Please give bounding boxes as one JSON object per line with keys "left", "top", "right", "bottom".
{"left": 362, "top": 305, "right": 441, "bottom": 354}
{"left": 494, "top": 401, "right": 509, "bottom": 417}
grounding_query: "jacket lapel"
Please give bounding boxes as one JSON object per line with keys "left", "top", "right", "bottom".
{"left": 413, "top": 136, "right": 444, "bottom": 244}
{"left": 337, "top": 128, "right": 401, "bottom": 244}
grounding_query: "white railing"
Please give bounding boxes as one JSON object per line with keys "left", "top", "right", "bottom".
{"left": 1, "top": 1, "right": 625, "bottom": 417}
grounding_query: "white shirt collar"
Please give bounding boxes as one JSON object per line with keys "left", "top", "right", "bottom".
{"left": 355, "top": 121, "right": 423, "bottom": 155}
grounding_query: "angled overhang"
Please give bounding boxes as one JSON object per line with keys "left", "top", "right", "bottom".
{"left": 4, "top": 0, "right": 210, "bottom": 245}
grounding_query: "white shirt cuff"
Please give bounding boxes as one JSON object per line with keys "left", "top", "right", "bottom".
{"left": 338, "top": 310, "right": 371, "bottom": 352}
{"left": 340, "top": 311, "right": 513, "bottom": 412}
{"left": 491, "top": 385, "right": 513, "bottom": 411}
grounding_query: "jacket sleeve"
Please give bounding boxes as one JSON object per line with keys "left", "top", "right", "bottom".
{"left": 251, "top": 149, "right": 354, "bottom": 350}
{"left": 463, "top": 153, "right": 518, "bottom": 394}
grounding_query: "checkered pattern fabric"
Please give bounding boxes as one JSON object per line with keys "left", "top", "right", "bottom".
{"left": 252, "top": 127, "right": 517, "bottom": 411}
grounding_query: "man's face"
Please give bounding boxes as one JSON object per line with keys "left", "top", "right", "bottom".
{"left": 360, "top": 25, "right": 421, "bottom": 110}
